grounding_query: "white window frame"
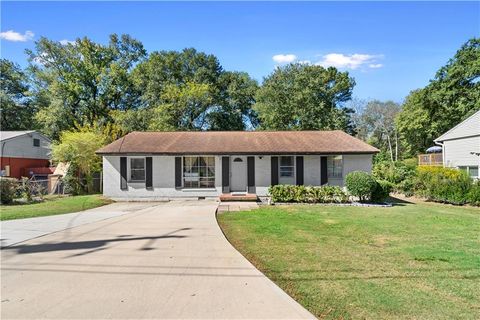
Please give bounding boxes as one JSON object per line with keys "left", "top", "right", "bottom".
{"left": 182, "top": 156, "right": 215, "bottom": 189}
{"left": 129, "top": 157, "right": 146, "bottom": 182}
{"left": 459, "top": 166, "right": 479, "bottom": 179}
{"left": 278, "top": 156, "right": 295, "bottom": 185}
{"left": 327, "top": 155, "right": 343, "bottom": 179}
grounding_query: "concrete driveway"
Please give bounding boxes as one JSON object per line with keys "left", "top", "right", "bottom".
{"left": 1, "top": 201, "right": 314, "bottom": 319}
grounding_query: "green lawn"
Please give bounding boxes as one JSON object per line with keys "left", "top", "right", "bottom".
{"left": 218, "top": 200, "right": 480, "bottom": 319}
{"left": 0, "top": 195, "right": 113, "bottom": 221}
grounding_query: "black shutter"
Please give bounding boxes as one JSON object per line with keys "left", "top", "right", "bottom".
{"left": 175, "top": 157, "right": 182, "bottom": 188}
{"left": 271, "top": 156, "right": 279, "bottom": 186}
{"left": 120, "top": 157, "right": 127, "bottom": 190}
{"left": 321, "top": 156, "right": 328, "bottom": 185}
{"left": 247, "top": 156, "right": 255, "bottom": 194}
{"left": 145, "top": 157, "right": 153, "bottom": 189}
{"left": 222, "top": 156, "right": 230, "bottom": 193}
{"left": 296, "top": 156, "right": 304, "bottom": 185}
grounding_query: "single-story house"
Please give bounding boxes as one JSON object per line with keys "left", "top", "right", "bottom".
{"left": 96, "top": 130, "right": 379, "bottom": 200}
{"left": 434, "top": 110, "right": 480, "bottom": 179}
{"left": 0, "top": 131, "right": 52, "bottom": 179}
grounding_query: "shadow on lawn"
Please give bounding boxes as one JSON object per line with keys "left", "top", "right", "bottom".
{"left": 1, "top": 228, "right": 191, "bottom": 255}
{"left": 388, "top": 196, "right": 414, "bottom": 206}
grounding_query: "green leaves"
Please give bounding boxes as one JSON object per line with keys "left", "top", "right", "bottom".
{"left": 0, "top": 59, "right": 36, "bottom": 130}
{"left": 132, "top": 48, "right": 258, "bottom": 131}
{"left": 397, "top": 37, "right": 480, "bottom": 156}
{"left": 27, "top": 35, "right": 146, "bottom": 139}
{"left": 254, "top": 63, "right": 355, "bottom": 131}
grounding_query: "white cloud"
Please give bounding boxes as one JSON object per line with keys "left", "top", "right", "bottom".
{"left": 59, "top": 39, "right": 75, "bottom": 45}
{"left": 317, "top": 53, "right": 383, "bottom": 70}
{"left": 0, "top": 30, "right": 34, "bottom": 42}
{"left": 272, "top": 54, "right": 297, "bottom": 64}
{"left": 32, "top": 52, "right": 51, "bottom": 65}
{"left": 298, "top": 60, "right": 312, "bottom": 65}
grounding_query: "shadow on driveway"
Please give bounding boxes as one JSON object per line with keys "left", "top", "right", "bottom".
{"left": 1, "top": 228, "right": 191, "bottom": 255}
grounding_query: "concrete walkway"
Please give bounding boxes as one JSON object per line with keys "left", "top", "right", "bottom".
{"left": 1, "top": 202, "right": 157, "bottom": 247}
{"left": 1, "top": 201, "right": 314, "bottom": 319}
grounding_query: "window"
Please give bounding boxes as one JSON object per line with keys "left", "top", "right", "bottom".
{"left": 470, "top": 167, "right": 479, "bottom": 178}
{"left": 33, "top": 138, "right": 40, "bottom": 147}
{"left": 279, "top": 156, "right": 294, "bottom": 177}
{"left": 459, "top": 166, "right": 479, "bottom": 178}
{"left": 183, "top": 156, "right": 215, "bottom": 188}
{"left": 327, "top": 155, "right": 343, "bottom": 178}
{"left": 130, "top": 158, "right": 145, "bottom": 182}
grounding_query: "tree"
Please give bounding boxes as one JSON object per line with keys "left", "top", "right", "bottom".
{"left": 132, "top": 48, "right": 258, "bottom": 130}
{"left": 397, "top": 38, "right": 480, "bottom": 156}
{"left": 148, "top": 82, "right": 213, "bottom": 131}
{"left": 51, "top": 129, "right": 106, "bottom": 193}
{"left": 210, "top": 71, "right": 259, "bottom": 130}
{"left": 254, "top": 63, "right": 355, "bottom": 131}
{"left": 357, "top": 100, "right": 402, "bottom": 162}
{"left": 27, "top": 34, "right": 146, "bottom": 139}
{"left": 0, "top": 59, "right": 36, "bottom": 130}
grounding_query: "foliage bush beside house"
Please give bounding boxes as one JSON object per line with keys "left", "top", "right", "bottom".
{"left": 268, "top": 172, "right": 392, "bottom": 204}
{"left": 0, "top": 179, "right": 17, "bottom": 204}
{"left": 268, "top": 185, "right": 349, "bottom": 203}
{"left": 373, "top": 161, "right": 480, "bottom": 206}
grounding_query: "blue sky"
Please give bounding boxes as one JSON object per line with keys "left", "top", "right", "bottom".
{"left": 1, "top": 1, "right": 479, "bottom": 102}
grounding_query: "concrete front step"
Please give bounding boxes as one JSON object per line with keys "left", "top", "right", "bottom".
{"left": 219, "top": 193, "right": 258, "bottom": 202}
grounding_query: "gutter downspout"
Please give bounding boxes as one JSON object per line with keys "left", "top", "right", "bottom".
{"left": 434, "top": 140, "right": 445, "bottom": 167}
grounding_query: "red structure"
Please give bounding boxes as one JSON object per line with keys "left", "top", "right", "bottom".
{"left": 0, "top": 157, "right": 51, "bottom": 179}
{"left": 1, "top": 131, "right": 52, "bottom": 179}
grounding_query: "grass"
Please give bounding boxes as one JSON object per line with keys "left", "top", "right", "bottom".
{"left": 0, "top": 195, "right": 113, "bottom": 221}
{"left": 217, "top": 199, "right": 480, "bottom": 319}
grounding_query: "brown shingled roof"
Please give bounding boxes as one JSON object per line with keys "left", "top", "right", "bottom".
{"left": 96, "top": 130, "right": 379, "bottom": 155}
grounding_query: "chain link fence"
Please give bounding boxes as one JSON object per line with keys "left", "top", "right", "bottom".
{"left": 22, "top": 175, "right": 102, "bottom": 196}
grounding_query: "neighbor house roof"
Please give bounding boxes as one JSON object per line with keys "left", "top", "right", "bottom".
{"left": 435, "top": 110, "right": 480, "bottom": 142}
{"left": 0, "top": 131, "right": 36, "bottom": 141}
{"left": 96, "top": 130, "right": 379, "bottom": 155}
{"left": 0, "top": 131, "right": 51, "bottom": 142}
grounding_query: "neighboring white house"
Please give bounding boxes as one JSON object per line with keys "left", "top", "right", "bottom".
{"left": 434, "top": 110, "right": 480, "bottom": 179}
{"left": 96, "top": 131, "right": 378, "bottom": 201}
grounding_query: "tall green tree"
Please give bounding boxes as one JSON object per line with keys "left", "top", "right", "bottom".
{"left": 397, "top": 38, "right": 480, "bottom": 156}
{"left": 356, "top": 100, "right": 402, "bottom": 162}
{"left": 254, "top": 63, "right": 355, "bottom": 132}
{"left": 149, "top": 82, "right": 213, "bottom": 131}
{"left": 0, "top": 59, "right": 37, "bottom": 130}
{"left": 132, "top": 48, "right": 258, "bottom": 130}
{"left": 27, "top": 34, "right": 146, "bottom": 139}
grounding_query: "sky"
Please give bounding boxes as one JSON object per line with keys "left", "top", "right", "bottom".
{"left": 1, "top": 1, "right": 479, "bottom": 102}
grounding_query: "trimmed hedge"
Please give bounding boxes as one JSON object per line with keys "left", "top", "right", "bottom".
{"left": 268, "top": 185, "right": 349, "bottom": 203}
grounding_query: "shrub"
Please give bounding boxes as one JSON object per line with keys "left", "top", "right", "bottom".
{"left": 372, "top": 160, "right": 417, "bottom": 193}
{"left": 345, "top": 171, "right": 376, "bottom": 202}
{"left": 0, "top": 178, "right": 18, "bottom": 204}
{"left": 415, "top": 166, "right": 471, "bottom": 205}
{"left": 467, "top": 181, "right": 480, "bottom": 206}
{"left": 268, "top": 185, "right": 348, "bottom": 203}
{"left": 371, "top": 180, "right": 394, "bottom": 203}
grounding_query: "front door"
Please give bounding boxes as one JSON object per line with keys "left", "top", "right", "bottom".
{"left": 231, "top": 157, "right": 247, "bottom": 192}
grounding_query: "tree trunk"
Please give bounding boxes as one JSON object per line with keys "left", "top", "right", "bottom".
{"left": 394, "top": 130, "right": 399, "bottom": 162}
{"left": 386, "top": 133, "right": 394, "bottom": 163}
